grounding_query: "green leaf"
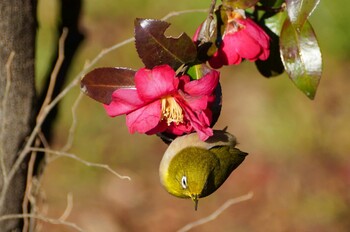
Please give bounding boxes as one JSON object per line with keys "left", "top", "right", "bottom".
{"left": 222, "top": 0, "right": 259, "bottom": 9}
{"left": 264, "top": 11, "right": 287, "bottom": 36}
{"left": 134, "top": 18, "right": 197, "bottom": 70}
{"left": 187, "top": 63, "right": 213, "bottom": 80}
{"left": 285, "top": 0, "right": 320, "bottom": 27}
{"left": 81, "top": 67, "right": 136, "bottom": 104}
{"left": 279, "top": 18, "right": 322, "bottom": 99}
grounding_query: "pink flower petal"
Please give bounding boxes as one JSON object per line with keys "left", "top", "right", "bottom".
{"left": 166, "top": 121, "right": 193, "bottom": 135}
{"left": 104, "top": 88, "right": 145, "bottom": 116}
{"left": 243, "top": 18, "right": 270, "bottom": 49}
{"left": 146, "top": 120, "right": 168, "bottom": 135}
{"left": 182, "top": 95, "right": 209, "bottom": 111}
{"left": 126, "top": 100, "right": 162, "bottom": 134}
{"left": 216, "top": 38, "right": 242, "bottom": 65}
{"left": 197, "top": 127, "right": 213, "bottom": 141}
{"left": 259, "top": 47, "right": 270, "bottom": 60}
{"left": 183, "top": 70, "right": 219, "bottom": 96}
{"left": 135, "top": 65, "right": 179, "bottom": 101}
{"left": 181, "top": 102, "right": 213, "bottom": 141}
{"left": 230, "top": 31, "right": 262, "bottom": 60}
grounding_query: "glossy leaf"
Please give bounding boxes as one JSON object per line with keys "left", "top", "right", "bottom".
{"left": 81, "top": 67, "right": 136, "bottom": 104}
{"left": 222, "top": 0, "right": 259, "bottom": 9}
{"left": 280, "top": 19, "right": 322, "bottom": 99}
{"left": 264, "top": 11, "right": 287, "bottom": 36}
{"left": 285, "top": 0, "right": 320, "bottom": 27}
{"left": 134, "top": 18, "right": 197, "bottom": 70}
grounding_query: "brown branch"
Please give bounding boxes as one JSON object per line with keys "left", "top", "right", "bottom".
{"left": 22, "top": 139, "right": 40, "bottom": 232}
{"left": 61, "top": 92, "right": 84, "bottom": 152}
{"left": 29, "top": 147, "right": 131, "bottom": 180}
{"left": 58, "top": 193, "right": 74, "bottom": 221}
{"left": 0, "top": 214, "right": 84, "bottom": 232}
{"left": 161, "top": 9, "right": 207, "bottom": 21}
{"left": 37, "top": 28, "right": 68, "bottom": 120}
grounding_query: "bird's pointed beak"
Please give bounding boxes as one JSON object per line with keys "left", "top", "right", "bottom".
{"left": 191, "top": 194, "right": 199, "bottom": 211}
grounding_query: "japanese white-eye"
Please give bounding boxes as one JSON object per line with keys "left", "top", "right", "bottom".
{"left": 159, "top": 130, "right": 247, "bottom": 210}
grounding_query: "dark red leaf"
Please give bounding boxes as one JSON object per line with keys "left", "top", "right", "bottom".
{"left": 134, "top": 18, "right": 197, "bottom": 70}
{"left": 81, "top": 67, "right": 136, "bottom": 104}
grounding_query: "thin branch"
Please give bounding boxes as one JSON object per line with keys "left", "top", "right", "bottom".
{"left": 0, "top": 214, "right": 84, "bottom": 232}
{"left": 29, "top": 147, "right": 131, "bottom": 180}
{"left": 37, "top": 28, "right": 68, "bottom": 120}
{"left": 61, "top": 92, "right": 84, "bottom": 152}
{"left": 161, "top": 9, "right": 207, "bottom": 21}
{"left": 38, "top": 130, "right": 51, "bottom": 150}
{"left": 58, "top": 193, "right": 74, "bottom": 221}
{"left": 22, "top": 138, "right": 40, "bottom": 232}
{"left": 33, "top": 190, "right": 48, "bottom": 232}
{"left": 177, "top": 192, "right": 254, "bottom": 232}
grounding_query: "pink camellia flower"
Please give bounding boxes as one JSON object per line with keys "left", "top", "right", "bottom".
{"left": 104, "top": 65, "right": 219, "bottom": 141}
{"left": 208, "top": 9, "right": 270, "bottom": 69}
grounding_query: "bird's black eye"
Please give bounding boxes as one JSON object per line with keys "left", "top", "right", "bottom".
{"left": 181, "top": 175, "right": 187, "bottom": 189}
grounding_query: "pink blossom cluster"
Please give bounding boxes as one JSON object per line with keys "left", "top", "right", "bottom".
{"left": 195, "top": 9, "right": 270, "bottom": 69}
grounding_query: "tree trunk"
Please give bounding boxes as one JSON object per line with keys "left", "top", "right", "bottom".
{"left": 0, "top": 0, "right": 37, "bottom": 231}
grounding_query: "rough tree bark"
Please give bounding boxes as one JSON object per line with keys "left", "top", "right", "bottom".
{"left": 0, "top": 0, "right": 37, "bottom": 231}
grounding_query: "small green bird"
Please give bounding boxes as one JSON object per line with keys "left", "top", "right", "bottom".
{"left": 159, "top": 130, "right": 247, "bottom": 210}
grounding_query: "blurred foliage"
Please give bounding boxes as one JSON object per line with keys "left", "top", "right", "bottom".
{"left": 35, "top": 0, "right": 350, "bottom": 231}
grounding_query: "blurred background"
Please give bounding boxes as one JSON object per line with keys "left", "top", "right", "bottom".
{"left": 36, "top": 0, "right": 350, "bottom": 231}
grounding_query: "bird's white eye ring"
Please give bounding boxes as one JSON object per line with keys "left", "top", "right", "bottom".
{"left": 181, "top": 176, "right": 187, "bottom": 189}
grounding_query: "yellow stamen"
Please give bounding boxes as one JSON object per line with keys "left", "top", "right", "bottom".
{"left": 161, "top": 96, "right": 184, "bottom": 125}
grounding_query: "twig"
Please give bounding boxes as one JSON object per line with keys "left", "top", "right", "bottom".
{"left": 29, "top": 147, "right": 131, "bottom": 180}
{"left": 59, "top": 193, "right": 74, "bottom": 221}
{"left": 34, "top": 190, "right": 48, "bottom": 232}
{"left": 0, "top": 214, "right": 84, "bottom": 232}
{"left": 22, "top": 138, "right": 41, "bottom": 232}
{"left": 37, "top": 28, "right": 68, "bottom": 120}
{"left": 161, "top": 9, "right": 207, "bottom": 21}
{"left": 61, "top": 92, "right": 84, "bottom": 152}
{"left": 177, "top": 192, "right": 254, "bottom": 232}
